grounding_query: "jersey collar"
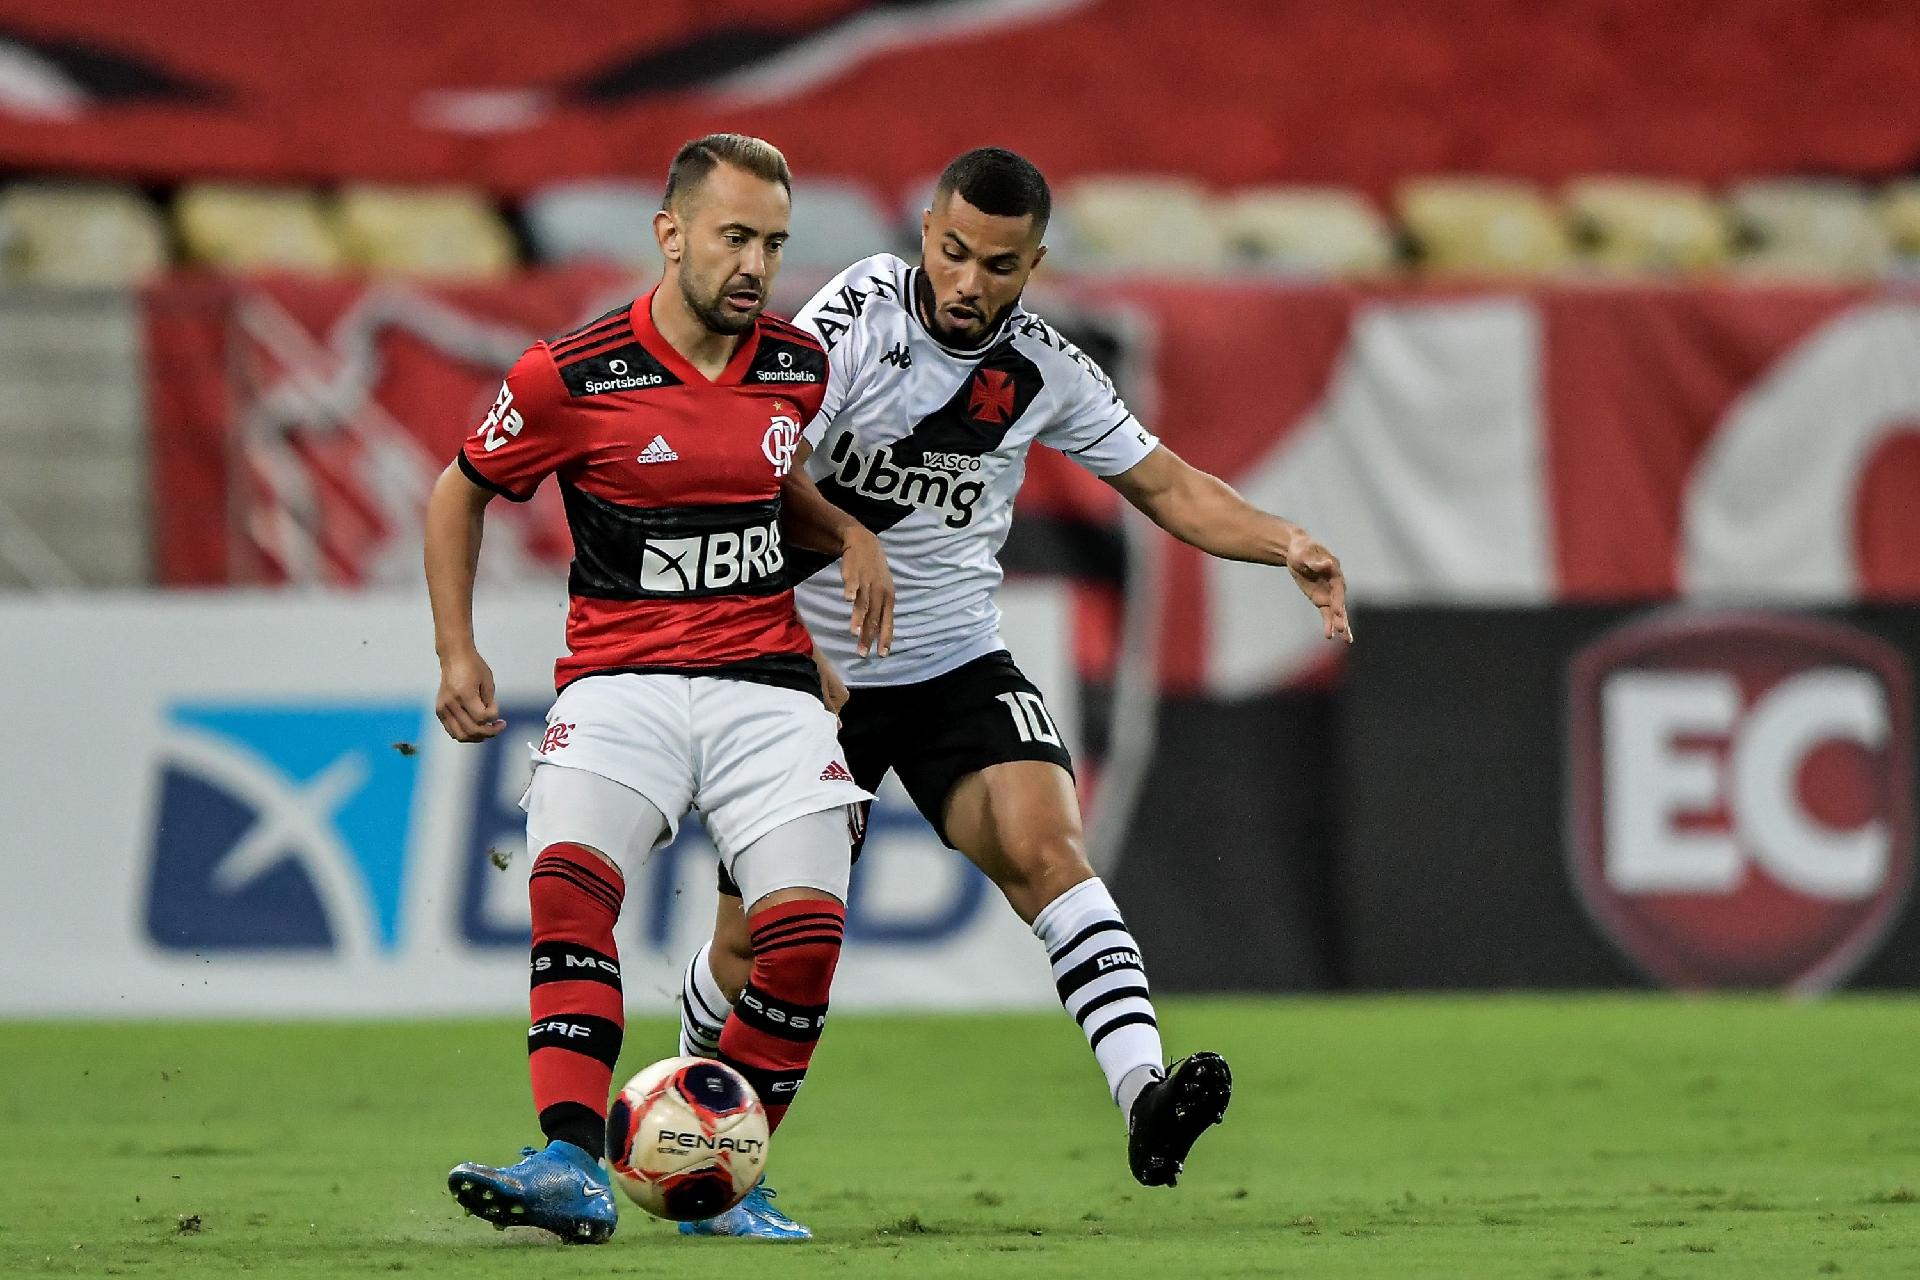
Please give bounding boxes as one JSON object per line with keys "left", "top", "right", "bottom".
{"left": 632, "top": 286, "right": 764, "bottom": 386}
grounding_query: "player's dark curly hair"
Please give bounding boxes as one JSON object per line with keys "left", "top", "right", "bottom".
{"left": 664, "top": 133, "right": 792, "bottom": 211}
{"left": 934, "top": 147, "right": 1051, "bottom": 233}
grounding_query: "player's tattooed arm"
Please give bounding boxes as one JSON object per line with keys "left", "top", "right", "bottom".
{"left": 1106, "top": 444, "right": 1353, "bottom": 644}
{"left": 779, "top": 442, "right": 895, "bottom": 658}
{"left": 424, "top": 461, "right": 508, "bottom": 741}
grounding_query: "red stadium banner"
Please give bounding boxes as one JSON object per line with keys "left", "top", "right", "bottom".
{"left": 143, "top": 269, "right": 632, "bottom": 587}
{"left": 142, "top": 277, "right": 1920, "bottom": 689}
{"left": 1113, "top": 283, "right": 1920, "bottom": 693}
{"left": 7, "top": 1, "right": 1920, "bottom": 197}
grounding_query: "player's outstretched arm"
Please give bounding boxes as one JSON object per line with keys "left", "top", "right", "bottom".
{"left": 424, "top": 461, "right": 508, "bottom": 740}
{"left": 779, "top": 443, "right": 895, "bottom": 658}
{"left": 1106, "top": 445, "right": 1352, "bottom": 643}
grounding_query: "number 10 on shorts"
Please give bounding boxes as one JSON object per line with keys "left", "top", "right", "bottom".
{"left": 997, "top": 691, "right": 1061, "bottom": 746}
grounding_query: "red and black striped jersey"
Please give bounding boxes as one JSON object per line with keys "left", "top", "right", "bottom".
{"left": 459, "top": 289, "right": 829, "bottom": 693}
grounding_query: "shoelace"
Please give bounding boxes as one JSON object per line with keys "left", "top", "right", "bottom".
{"left": 743, "top": 1185, "right": 791, "bottom": 1217}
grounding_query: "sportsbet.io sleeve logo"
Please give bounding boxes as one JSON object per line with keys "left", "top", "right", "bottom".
{"left": 1567, "top": 612, "right": 1914, "bottom": 993}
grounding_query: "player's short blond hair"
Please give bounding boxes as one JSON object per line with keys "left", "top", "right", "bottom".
{"left": 663, "top": 134, "right": 793, "bottom": 212}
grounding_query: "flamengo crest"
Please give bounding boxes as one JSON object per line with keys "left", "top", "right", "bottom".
{"left": 763, "top": 409, "right": 801, "bottom": 477}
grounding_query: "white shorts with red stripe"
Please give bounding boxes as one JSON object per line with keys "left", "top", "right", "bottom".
{"left": 521, "top": 672, "right": 869, "bottom": 861}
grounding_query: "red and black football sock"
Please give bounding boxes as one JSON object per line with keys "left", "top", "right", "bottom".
{"left": 716, "top": 898, "right": 844, "bottom": 1132}
{"left": 526, "top": 843, "right": 625, "bottom": 1158}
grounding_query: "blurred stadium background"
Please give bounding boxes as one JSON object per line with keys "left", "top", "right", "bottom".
{"left": 6, "top": 0, "right": 1918, "bottom": 1003}
{"left": 3, "top": 0, "right": 1920, "bottom": 1272}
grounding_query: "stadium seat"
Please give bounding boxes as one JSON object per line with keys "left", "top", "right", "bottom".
{"left": 1397, "top": 178, "right": 1574, "bottom": 275}
{"left": 175, "top": 184, "right": 347, "bottom": 273}
{"left": 1215, "top": 186, "right": 1396, "bottom": 275}
{"left": 1057, "top": 177, "right": 1228, "bottom": 273}
{"left": 1564, "top": 178, "right": 1730, "bottom": 273}
{"left": 782, "top": 179, "right": 901, "bottom": 269}
{"left": 0, "top": 182, "right": 169, "bottom": 287}
{"left": 335, "top": 185, "right": 518, "bottom": 278}
{"left": 1877, "top": 180, "right": 1920, "bottom": 263}
{"left": 524, "top": 180, "right": 662, "bottom": 269}
{"left": 1727, "top": 179, "right": 1892, "bottom": 279}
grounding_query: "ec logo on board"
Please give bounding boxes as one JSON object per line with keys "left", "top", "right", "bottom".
{"left": 1567, "top": 612, "right": 1913, "bottom": 992}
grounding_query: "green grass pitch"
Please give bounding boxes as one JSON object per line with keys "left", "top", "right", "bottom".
{"left": 2, "top": 997, "right": 1916, "bottom": 1278}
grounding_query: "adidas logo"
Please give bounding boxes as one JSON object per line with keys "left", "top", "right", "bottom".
{"left": 819, "top": 760, "right": 854, "bottom": 783}
{"left": 636, "top": 435, "right": 679, "bottom": 464}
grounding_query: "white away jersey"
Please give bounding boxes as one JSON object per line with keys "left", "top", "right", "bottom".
{"left": 790, "top": 253, "right": 1158, "bottom": 686}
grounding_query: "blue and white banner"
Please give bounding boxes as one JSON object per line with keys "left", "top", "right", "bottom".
{"left": 0, "top": 588, "right": 1074, "bottom": 1015}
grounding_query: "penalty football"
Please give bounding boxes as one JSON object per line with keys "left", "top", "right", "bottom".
{"left": 608, "top": 1058, "right": 771, "bottom": 1222}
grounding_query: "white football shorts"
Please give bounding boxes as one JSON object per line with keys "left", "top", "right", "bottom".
{"left": 519, "top": 670, "right": 868, "bottom": 871}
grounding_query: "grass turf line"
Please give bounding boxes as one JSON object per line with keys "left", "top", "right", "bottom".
{"left": 0, "top": 997, "right": 1916, "bottom": 1278}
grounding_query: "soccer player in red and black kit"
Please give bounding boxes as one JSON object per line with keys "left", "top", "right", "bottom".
{"left": 425, "top": 134, "right": 893, "bottom": 1244}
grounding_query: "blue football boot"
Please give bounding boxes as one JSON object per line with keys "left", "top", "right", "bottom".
{"left": 448, "top": 1140, "right": 618, "bottom": 1243}
{"left": 677, "top": 1179, "right": 812, "bottom": 1241}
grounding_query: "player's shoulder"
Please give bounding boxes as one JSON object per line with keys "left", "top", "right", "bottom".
{"left": 1007, "top": 309, "right": 1123, "bottom": 403}
{"left": 541, "top": 301, "right": 637, "bottom": 359}
{"left": 811, "top": 253, "right": 914, "bottom": 316}
{"left": 745, "top": 313, "right": 829, "bottom": 389}
{"left": 1006, "top": 308, "right": 1087, "bottom": 368}
{"left": 835, "top": 251, "right": 913, "bottom": 295}
{"left": 797, "top": 253, "right": 911, "bottom": 354}
{"left": 756, "top": 311, "right": 827, "bottom": 355}
{"left": 522, "top": 299, "right": 685, "bottom": 401}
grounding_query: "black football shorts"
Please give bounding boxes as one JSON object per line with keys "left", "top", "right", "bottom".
{"left": 716, "top": 649, "right": 1073, "bottom": 897}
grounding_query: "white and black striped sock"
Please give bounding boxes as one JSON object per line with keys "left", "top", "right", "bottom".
{"left": 678, "top": 941, "right": 731, "bottom": 1059}
{"left": 1032, "top": 878, "right": 1165, "bottom": 1110}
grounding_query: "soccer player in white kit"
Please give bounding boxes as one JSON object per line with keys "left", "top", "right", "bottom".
{"left": 425, "top": 134, "right": 893, "bottom": 1244}
{"left": 672, "top": 148, "right": 1354, "bottom": 1228}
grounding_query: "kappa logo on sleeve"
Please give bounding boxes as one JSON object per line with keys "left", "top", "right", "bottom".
{"left": 144, "top": 703, "right": 430, "bottom": 955}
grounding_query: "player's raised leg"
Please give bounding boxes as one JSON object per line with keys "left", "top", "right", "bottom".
{"left": 448, "top": 764, "right": 666, "bottom": 1243}
{"left": 943, "top": 759, "right": 1231, "bottom": 1187}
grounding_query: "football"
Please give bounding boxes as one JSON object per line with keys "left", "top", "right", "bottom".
{"left": 605, "top": 1056, "right": 770, "bottom": 1221}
